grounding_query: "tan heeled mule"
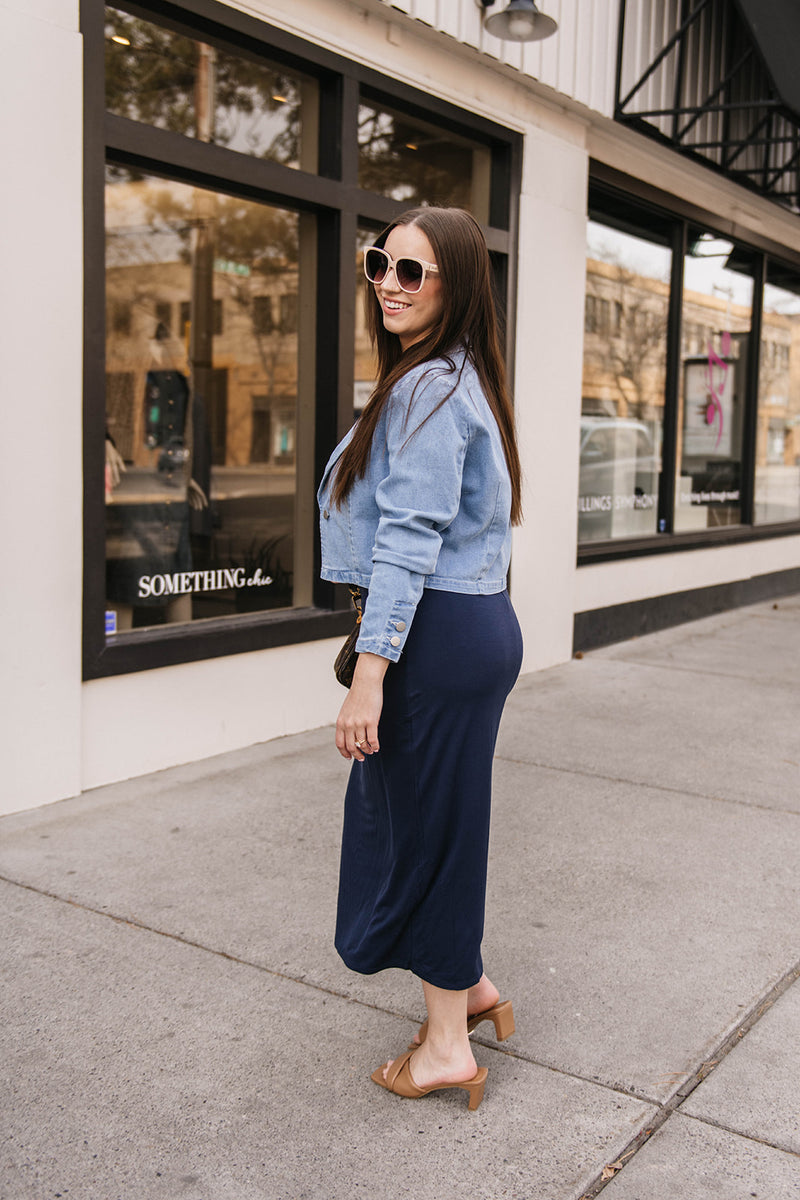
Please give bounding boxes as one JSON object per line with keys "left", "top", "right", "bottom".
{"left": 371, "top": 1050, "right": 488, "bottom": 1111}
{"left": 410, "top": 999, "right": 515, "bottom": 1049}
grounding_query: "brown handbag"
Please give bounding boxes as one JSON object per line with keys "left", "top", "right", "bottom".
{"left": 334, "top": 587, "right": 363, "bottom": 688}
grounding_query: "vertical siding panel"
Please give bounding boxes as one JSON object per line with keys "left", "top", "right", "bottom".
{"left": 582, "top": 0, "right": 617, "bottom": 116}
{"left": 641, "top": 0, "right": 654, "bottom": 105}
{"left": 617, "top": 0, "right": 632, "bottom": 105}
{"left": 658, "top": 0, "right": 670, "bottom": 134}
{"left": 457, "top": 0, "right": 484, "bottom": 51}
{"left": 602, "top": 0, "right": 622, "bottom": 115}
{"left": 653, "top": 0, "right": 665, "bottom": 135}
{"left": 449, "top": 0, "right": 462, "bottom": 43}
{"left": 557, "top": 0, "right": 578, "bottom": 100}
{"left": 660, "top": 0, "right": 672, "bottom": 138}
{"left": 708, "top": 0, "right": 716, "bottom": 152}
{"left": 572, "top": 0, "right": 593, "bottom": 109}
{"left": 537, "top": 0, "right": 561, "bottom": 89}
{"left": 636, "top": 0, "right": 651, "bottom": 111}
{"left": 583, "top": 0, "right": 600, "bottom": 108}
{"left": 446, "top": 0, "right": 462, "bottom": 42}
{"left": 409, "top": 0, "right": 437, "bottom": 26}
{"left": 520, "top": 29, "right": 543, "bottom": 84}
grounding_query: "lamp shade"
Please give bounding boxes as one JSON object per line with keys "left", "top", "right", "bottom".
{"left": 483, "top": 0, "right": 558, "bottom": 42}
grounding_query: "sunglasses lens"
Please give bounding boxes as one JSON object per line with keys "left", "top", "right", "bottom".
{"left": 396, "top": 258, "right": 424, "bottom": 292}
{"left": 365, "top": 248, "right": 389, "bottom": 283}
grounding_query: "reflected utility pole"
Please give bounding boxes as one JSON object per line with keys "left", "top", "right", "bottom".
{"left": 189, "top": 42, "right": 217, "bottom": 463}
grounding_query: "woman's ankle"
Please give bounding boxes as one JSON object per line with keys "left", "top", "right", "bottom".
{"left": 467, "top": 973, "right": 500, "bottom": 1015}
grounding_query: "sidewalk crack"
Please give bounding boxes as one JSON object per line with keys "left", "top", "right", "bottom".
{"left": 677, "top": 1111, "right": 800, "bottom": 1160}
{"left": 576, "top": 960, "right": 800, "bottom": 1198}
{"left": 494, "top": 755, "right": 800, "bottom": 817}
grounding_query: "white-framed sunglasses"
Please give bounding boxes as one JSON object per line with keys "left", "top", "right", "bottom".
{"left": 363, "top": 246, "right": 440, "bottom": 294}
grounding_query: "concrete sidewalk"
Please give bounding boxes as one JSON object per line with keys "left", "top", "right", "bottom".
{"left": 2, "top": 596, "right": 799, "bottom": 1200}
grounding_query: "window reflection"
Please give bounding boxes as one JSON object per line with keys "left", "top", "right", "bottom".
{"left": 755, "top": 263, "right": 800, "bottom": 523}
{"left": 358, "top": 99, "right": 490, "bottom": 220}
{"left": 105, "top": 5, "right": 317, "bottom": 170}
{"left": 675, "top": 232, "right": 754, "bottom": 531}
{"left": 580, "top": 217, "right": 669, "bottom": 542}
{"left": 104, "top": 167, "right": 313, "bottom": 632}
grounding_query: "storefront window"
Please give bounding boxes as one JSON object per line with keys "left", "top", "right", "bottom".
{"left": 755, "top": 263, "right": 800, "bottom": 524}
{"left": 105, "top": 5, "right": 317, "bottom": 170}
{"left": 358, "top": 97, "right": 491, "bottom": 221}
{"left": 579, "top": 214, "right": 669, "bottom": 542}
{"left": 104, "top": 167, "right": 314, "bottom": 630}
{"left": 86, "top": 0, "right": 519, "bottom": 675}
{"left": 580, "top": 175, "right": 800, "bottom": 557}
{"left": 674, "top": 232, "right": 754, "bottom": 531}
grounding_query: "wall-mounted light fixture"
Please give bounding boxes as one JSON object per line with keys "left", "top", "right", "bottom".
{"left": 478, "top": 0, "right": 558, "bottom": 42}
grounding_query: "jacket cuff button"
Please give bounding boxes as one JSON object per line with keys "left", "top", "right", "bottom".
{"left": 390, "top": 636, "right": 401, "bottom": 647}
{"left": 394, "top": 621, "right": 406, "bottom": 631}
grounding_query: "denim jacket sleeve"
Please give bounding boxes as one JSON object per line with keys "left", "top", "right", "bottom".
{"left": 355, "top": 368, "right": 469, "bottom": 661}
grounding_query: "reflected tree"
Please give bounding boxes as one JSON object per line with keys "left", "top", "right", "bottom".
{"left": 104, "top": 7, "right": 301, "bottom": 163}
{"left": 608, "top": 268, "right": 668, "bottom": 421}
{"left": 585, "top": 256, "right": 668, "bottom": 422}
{"left": 357, "top": 105, "right": 474, "bottom": 209}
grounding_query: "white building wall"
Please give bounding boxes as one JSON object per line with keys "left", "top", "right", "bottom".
{"left": 0, "top": 0, "right": 84, "bottom": 815}
{"left": 576, "top": 534, "right": 800, "bottom": 613}
{"left": 2, "top": 0, "right": 798, "bottom": 813}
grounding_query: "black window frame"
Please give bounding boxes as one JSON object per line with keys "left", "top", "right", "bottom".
{"left": 82, "top": 0, "right": 521, "bottom": 679}
{"left": 580, "top": 161, "right": 800, "bottom": 565}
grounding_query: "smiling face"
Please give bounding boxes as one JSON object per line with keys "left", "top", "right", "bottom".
{"left": 374, "top": 224, "right": 444, "bottom": 351}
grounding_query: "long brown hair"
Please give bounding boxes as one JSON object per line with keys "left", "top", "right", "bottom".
{"left": 331, "top": 206, "right": 522, "bottom": 524}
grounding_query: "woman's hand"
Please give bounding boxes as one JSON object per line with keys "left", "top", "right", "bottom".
{"left": 336, "top": 652, "right": 389, "bottom": 761}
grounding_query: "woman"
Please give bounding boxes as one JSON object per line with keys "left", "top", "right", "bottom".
{"left": 317, "top": 207, "right": 523, "bottom": 1111}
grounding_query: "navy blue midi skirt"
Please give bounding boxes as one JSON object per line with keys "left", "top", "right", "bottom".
{"left": 335, "top": 588, "right": 523, "bottom": 991}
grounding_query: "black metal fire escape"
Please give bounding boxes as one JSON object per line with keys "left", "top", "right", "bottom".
{"left": 615, "top": 0, "right": 800, "bottom": 214}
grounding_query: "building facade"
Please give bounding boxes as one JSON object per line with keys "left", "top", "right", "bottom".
{"left": 3, "top": 0, "right": 800, "bottom": 814}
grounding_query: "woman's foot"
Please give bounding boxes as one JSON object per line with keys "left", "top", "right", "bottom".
{"left": 371, "top": 1050, "right": 488, "bottom": 1109}
{"left": 382, "top": 1038, "right": 478, "bottom": 1090}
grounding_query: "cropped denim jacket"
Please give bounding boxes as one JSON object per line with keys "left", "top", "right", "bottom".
{"left": 317, "top": 348, "right": 512, "bottom": 662}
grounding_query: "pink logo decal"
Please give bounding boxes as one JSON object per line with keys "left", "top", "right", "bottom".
{"left": 704, "top": 331, "right": 730, "bottom": 450}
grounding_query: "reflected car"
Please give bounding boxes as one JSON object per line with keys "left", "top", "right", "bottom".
{"left": 578, "top": 417, "right": 661, "bottom": 540}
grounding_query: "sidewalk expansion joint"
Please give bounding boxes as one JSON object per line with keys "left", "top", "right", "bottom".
{"left": 678, "top": 1111, "right": 800, "bottom": 1160}
{"left": 595, "top": 655, "right": 798, "bottom": 692}
{"left": 575, "top": 959, "right": 800, "bottom": 1198}
{"left": 609, "top": 660, "right": 748, "bottom": 683}
{"left": 0, "top": 871, "right": 401, "bottom": 1018}
{"left": 495, "top": 754, "right": 800, "bottom": 818}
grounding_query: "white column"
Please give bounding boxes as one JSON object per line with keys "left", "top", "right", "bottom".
{"left": 0, "top": 0, "right": 84, "bottom": 814}
{"left": 511, "top": 124, "right": 588, "bottom": 672}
